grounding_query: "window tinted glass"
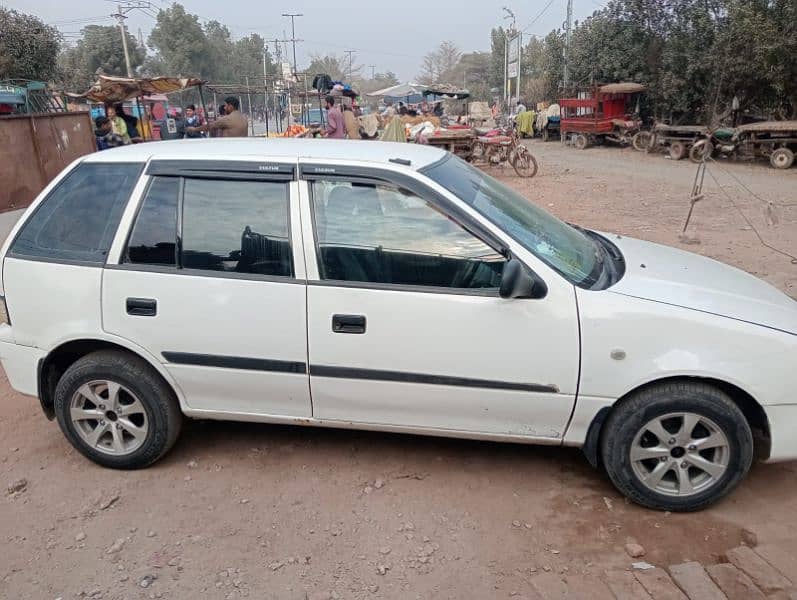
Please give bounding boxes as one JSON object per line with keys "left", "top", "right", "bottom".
{"left": 182, "top": 179, "right": 292, "bottom": 277}
{"left": 312, "top": 180, "right": 504, "bottom": 289}
{"left": 11, "top": 163, "right": 141, "bottom": 264}
{"left": 423, "top": 155, "right": 600, "bottom": 287}
{"left": 126, "top": 177, "right": 179, "bottom": 265}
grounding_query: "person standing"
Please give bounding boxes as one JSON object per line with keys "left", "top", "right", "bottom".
{"left": 186, "top": 96, "right": 248, "bottom": 138}
{"left": 184, "top": 104, "right": 204, "bottom": 138}
{"left": 324, "top": 95, "right": 346, "bottom": 139}
{"left": 343, "top": 103, "right": 361, "bottom": 139}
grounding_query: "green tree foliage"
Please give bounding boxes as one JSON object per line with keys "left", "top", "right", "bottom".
{"left": 494, "top": 0, "right": 795, "bottom": 122}
{"left": 58, "top": 25, "right": 144, "bottom": 91}
{"left": 147, "top": 3, "right": 210, "bottom": 77}
{"left": 0, "top": 8, "right": 61, "bottom": 81}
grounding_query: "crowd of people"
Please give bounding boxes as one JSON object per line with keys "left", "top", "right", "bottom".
{"left": 94, "top": 96, "right": 250, "bottom": 150}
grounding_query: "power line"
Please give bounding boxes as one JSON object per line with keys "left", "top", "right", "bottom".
{"left": 522, "top": 0, "right": 556, "bottom": 33}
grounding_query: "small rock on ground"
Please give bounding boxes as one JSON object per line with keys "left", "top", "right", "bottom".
{"left": 625, "top": 543, "right": 646, "bottom": 559}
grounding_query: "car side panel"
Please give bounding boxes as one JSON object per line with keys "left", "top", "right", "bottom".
{"left": 3, "top": 258, "right": 104, "bottom": 349}
{"left": 569, "top": 288, "right": 797, "bottom": 453}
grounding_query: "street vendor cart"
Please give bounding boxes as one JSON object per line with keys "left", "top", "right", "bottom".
{"left": 560, "top": 83, "right": 646, "bottom": 149}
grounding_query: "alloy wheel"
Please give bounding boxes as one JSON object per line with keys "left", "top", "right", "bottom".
{"left": 630, "top": 412, "right": 730, "bottom": 497}
{"left": 69, "top": 380, "right": 149, "bottom": 456}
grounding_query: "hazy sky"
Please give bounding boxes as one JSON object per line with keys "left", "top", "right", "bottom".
{"left": 6, "top": 0, "right": 603, "bottom": 80}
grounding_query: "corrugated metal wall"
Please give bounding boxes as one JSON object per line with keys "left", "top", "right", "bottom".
{"left": 0, "top": 112, "right": 95, "bottom": 213}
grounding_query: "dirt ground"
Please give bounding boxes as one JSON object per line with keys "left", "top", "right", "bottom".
{"left": 2, "top": 143, "right": 797, "bottom": 600}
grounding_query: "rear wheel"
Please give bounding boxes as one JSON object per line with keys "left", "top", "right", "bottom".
{"left": 770, "top": 148, "right": 794, "bottom": 169}
{"left": 669, "top": 141, "right": 687, "bottom": 160}
{"left": 573, "top": 134, "right": 589, "bottom": 150}
{"left": 601, "top": 382, "right": 753, "bottom": 511}
{"left": 54, "top": 350, "right": 182, "bottom": 469}
{"left": 512, "top": 148, "right": 538, "bottom": 178}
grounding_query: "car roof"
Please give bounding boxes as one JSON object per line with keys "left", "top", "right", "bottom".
{"left": 83, "top": 138, "right": 448, "bottom": 170}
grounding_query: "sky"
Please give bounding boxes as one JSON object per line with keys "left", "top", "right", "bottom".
{"left": 5, "top": 0, "right": 604, "bottom": 81}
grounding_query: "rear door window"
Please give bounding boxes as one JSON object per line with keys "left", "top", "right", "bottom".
{"left": 10, "top": 162, "right": 142, "bottom": 264}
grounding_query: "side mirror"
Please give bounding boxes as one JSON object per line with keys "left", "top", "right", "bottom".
{"left": 499, "top": 258, "right": 547, "bottom": 300}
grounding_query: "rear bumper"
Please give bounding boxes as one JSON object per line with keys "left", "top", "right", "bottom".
{"left": 764, "top": 404, "right": 797, "bottom": 463}
{"left": 0, "top": 338, "right": 45, "bottom": 397}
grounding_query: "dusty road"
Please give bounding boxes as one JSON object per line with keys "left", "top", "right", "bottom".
{"left": 2, "top": 143, "right": 797, "bottom": 600}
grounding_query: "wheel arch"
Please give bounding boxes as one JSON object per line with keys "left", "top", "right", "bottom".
{"left": 38, "top": 337, "right": 183, "bottom": 420}
{"left": 581, "top": 375, "right": 771, "bottom": 468}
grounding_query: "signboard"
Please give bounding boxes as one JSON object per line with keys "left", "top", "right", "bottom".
{"left": 508, "top": 61, "right": 519, "bottom": 79}
{"left": 507, "top": 35, "right": 521, "bottom": 64}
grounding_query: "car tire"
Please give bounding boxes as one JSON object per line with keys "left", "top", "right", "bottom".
{"left": 600, "top": 382, "right": 753, "bottom": 512}
{"left": 54, "top": 350, "right": 182, "bottom": 469}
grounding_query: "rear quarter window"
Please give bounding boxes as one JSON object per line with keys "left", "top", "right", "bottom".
{"left": 10, "top": 162, "right": 142, "bottom": 264}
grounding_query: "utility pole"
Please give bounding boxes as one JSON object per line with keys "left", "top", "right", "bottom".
{"left": 369, "top": 65, "right": 376, "bottom": 80}
{"left": 563, "top": 0, "right": 573, "bottom": 91}
{"left": 107, "top": 1, "right": 153, "bottom": 78}
{"left": 344, "top": 50, "right": 356, "bottom": 82}
{"left": 503, "top": 6, "right": 517, "bottom": 106}
{"left": 281, "top": 13, "right": 303, "bottom": 76}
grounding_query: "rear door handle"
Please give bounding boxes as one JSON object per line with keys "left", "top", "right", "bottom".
{"left": 126, "top": 297, "right": 157, "bottom": 317}
{"left": 332, "top": 314, "right": 366, "bottom": 334}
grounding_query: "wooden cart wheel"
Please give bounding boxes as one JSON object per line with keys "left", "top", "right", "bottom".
{"left": 770, "top": 148, "right": 795, "bottom": 170}
{"left": 632, "top": 131, "right": 652, "bottom": 152}
{"left": 573, "top": 134, "right": 589, "bottom": 150}
{"left": 669, "top": 141, "right": 687, "bottom": 160}
{"left": 689, "top": 140, "right": 714, "bottom": 163}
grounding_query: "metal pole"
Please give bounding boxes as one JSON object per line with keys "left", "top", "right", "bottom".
{"left": 263, "top": 47, "right": 270, "bottom": 136}
{"left": 197, "top": 84, "right": 208, "bottom": 136}
{"left": 503, "top": 33, "right": 508, "bottom": 106}
{"left": 245, "top": 78, "right": 254, "bottom": 136}
{"left": 564, "top": 0, "right": 573, "bottom": 90}
{"left": 517, "top": 33, "right": 522, "bottom": 104}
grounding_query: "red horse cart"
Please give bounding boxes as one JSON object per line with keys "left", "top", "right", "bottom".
{"left": 560, "top": 83, "right": 646, "bottom": 150}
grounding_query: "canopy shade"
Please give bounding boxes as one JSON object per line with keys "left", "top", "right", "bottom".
{"left": 68, "top": 75, "right": 204, "bottom": 103}
{"left": 598, "top": 82, "right": 646, "bottom": 94}
{"left": 367, "top": 83, "right": 423, "bottom": 98}
{"left": 422, "top": 84, "right": 470, "bottom": 99}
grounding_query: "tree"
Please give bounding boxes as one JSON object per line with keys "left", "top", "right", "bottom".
{"left": 418, "top": 41, "right": 462, "bottom": 85}
{"left": 307, "top": 53, "right": 362, "bottom": 81}
{"left": 147, "top": 3, "right": 211, "bottom": 77}
{"left": 0, "top": 8, "right": 61, "bottom": 81}
{"left": 489, "top": 27, "right": 507, "bottom": 90}
{"left": 58, "top": 25, "right": 144, "bottom": 91}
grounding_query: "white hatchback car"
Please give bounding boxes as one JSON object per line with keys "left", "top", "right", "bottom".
{"left": 1, "top": 139, "right": 795, "bottom": 511}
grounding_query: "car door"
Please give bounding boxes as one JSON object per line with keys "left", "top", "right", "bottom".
{"left": 103, "top": 159, "right": 311, "bottom": 418}
{"left": 300, "top": 163, "right": 580, "bottom": 440}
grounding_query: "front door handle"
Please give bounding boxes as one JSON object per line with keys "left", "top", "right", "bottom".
{"left": 332, "top": 314, "right": 366, "bottom": 334}
{"left": 126, "top": 297, "right": 157, "bottom": 317}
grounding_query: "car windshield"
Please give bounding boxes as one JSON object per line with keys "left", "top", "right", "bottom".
{"left": 422, "top": 154, "right": 601, "bottom": 287}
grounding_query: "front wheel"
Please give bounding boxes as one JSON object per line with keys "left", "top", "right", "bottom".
{"left": 770, "top": 148, "right": 794, "bottom": 169}
{"left": 512, "top": 148, "right": 538, "bottom": 178}
{"left": 54, "top": 350, "right": 183, "bottom": 469}
{"left": 632, "top": 131, "right": 652, "bottom": 152}
{"left": 600, "top": 382, "right": 753, "bottom": 511}
{"left": 689, "top": 139, "right": 714, "bottom": 163}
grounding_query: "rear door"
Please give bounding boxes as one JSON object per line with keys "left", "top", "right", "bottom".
{"left": 103, "top": 159, "right": 311, "bottom": 418}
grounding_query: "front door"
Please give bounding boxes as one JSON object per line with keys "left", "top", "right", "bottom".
{"left": 103, "top": 160, "right": 311, "bottom": 418}
{"left": 301, "top": 167, "right": 580, "bottom": 440}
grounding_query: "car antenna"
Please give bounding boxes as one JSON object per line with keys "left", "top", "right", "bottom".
{"left": 389, "top": 158, "right": 412, "bottom": 166}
